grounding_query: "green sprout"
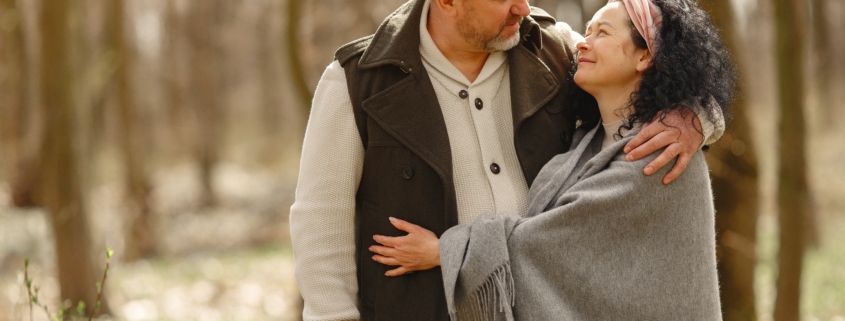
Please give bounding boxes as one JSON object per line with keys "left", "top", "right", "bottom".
{"left": 22, "top": 247, "right": 115, "bottom": 321}
{"left": 76, "top": 301, "right": 86, "bottom": 317}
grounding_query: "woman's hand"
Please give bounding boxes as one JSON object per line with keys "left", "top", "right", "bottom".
{"left": 370, "top": 217, "right": 440, "bottom": 277}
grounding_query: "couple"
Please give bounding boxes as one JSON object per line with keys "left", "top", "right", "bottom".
{"left": 291, "top": 0, "right": 733, "bottom": 319}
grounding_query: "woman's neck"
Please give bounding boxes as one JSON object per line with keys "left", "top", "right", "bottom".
{"left": 592, "top": 82, "right": 638, "bottom": 124}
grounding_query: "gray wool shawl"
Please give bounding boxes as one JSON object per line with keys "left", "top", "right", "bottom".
{"left": 439, "top": 123, "right": 722, "bottom": 321}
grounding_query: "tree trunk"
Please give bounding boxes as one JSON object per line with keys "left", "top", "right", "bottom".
{"left": 772, "top": 0, "right": 810, "bottom": 317}
{"left": 0, "top": 0, "right": 39, "bottom": 208}
{"left": 705, "top": 104, "right": 759, "bottom": 321}
{"left": 261, "top": 4, "right": 281, "bottom": 139}
{"left": 0, "top": 0, "right": 25, "bottom": 187}
{"left": 811, "top": 0, "right": 833, "bottom": 129}
{"left": 39, "top": 0, "right": 102, "bottom": 314}
{"left": 709, "top": 107, "right": 760, "bottom": 321}
{"left": 286, "top": 0, "right": 312, "bottom": 113}
{"left": 698, "top": 0, "right": 760, "bottom": 319}
{"left": 188, "top": 0, "right": 222, "bottom": 208}
{"left": 111, "top": 0, "right": 156, "bottom": 261}
{"left": 163, "top": 0, "right": 189, "bottom": 159}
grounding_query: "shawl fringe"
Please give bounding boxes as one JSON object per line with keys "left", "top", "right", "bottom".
{"left": 450, "top": 262, "right": 514, "bottom": 321}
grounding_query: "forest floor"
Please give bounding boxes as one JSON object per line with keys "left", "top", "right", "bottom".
{"left": 0, "top": 160, "right": 303, "bottom": 321}
{"left": 0, "top": 237, "right": 301, "bottom": 321}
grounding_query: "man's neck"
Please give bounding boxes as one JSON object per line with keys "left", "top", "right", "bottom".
{"left": 427, "top": 10, "right": 489, "bottom": 83}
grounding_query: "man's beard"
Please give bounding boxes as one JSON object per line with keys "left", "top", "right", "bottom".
{"left": 457, "top": 13, "right": 523, "bottom": 52}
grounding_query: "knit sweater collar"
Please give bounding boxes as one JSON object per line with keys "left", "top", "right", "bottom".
{"left": 418, "top": 0, "right": 507, "bottom": 86}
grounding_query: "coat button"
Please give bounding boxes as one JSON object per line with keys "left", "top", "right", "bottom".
{"left": 560, "top": 130, "right": 570, "bottom": 146}
{"left": 475, "top": 98, "right": 483, "bottom": 110}
{"left": 459, "top": 90, "right": 468, "bottom": 99}
{"left": 401, "top": 166, "right": 414, "bottom": 179}
{"left": 490, "top": 163, "right": 500, "bottom": 174}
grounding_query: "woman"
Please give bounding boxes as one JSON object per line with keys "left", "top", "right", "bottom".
{"left": 370, "top": 0, "right": 735, "bottom": 318}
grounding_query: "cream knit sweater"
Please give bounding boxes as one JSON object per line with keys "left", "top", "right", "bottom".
{"left": 289, "top": 2, "right": 723, "bottom": 319}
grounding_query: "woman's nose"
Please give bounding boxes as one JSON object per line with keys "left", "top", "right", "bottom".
{"left": 576, "top": 40, "right": 588, "bottom": 52}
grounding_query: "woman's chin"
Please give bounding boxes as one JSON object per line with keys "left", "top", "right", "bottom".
{"left": 574, "top": 74, "right": 591, "bottom": 89}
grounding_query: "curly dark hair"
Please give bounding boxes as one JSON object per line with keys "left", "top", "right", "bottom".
{"left": 573, "top": 0, "right": 737, "bottom": 134}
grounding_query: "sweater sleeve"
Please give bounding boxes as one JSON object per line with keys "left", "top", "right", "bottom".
{"left": 289, "top": 60, "right": 363, "bottom": 321}
{"left": 696, "top": 96, "right": 725, "bottom": 146}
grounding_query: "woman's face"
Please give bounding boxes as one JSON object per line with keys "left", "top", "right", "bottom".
{"left": 573, "top": 1, "right": 650, "bottom": 95}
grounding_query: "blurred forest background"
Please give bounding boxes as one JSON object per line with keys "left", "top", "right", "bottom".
{"left": 0, "top": 0, "right": 842, "bottom": 319}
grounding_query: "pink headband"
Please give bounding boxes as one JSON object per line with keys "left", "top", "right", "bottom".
{"left": 621, "top": 0, "right": 662, "bottom": 56}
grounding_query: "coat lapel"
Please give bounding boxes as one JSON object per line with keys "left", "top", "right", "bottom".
{"left": 508, "top": 22, "right": 559, "bottom": 134}
{"left": 361, "top": 67, "right": 454, "bottom": 194}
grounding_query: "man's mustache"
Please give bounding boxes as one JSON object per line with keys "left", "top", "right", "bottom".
{"left": 502, "top": 15, "right": 523, "bottom": 29}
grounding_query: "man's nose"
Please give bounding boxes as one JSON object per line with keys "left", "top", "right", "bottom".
{"left": 512, "top": 0, "right": 530, "bottom": 17}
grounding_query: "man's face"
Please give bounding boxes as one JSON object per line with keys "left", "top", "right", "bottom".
{"left": 455, "top": 0, "right": 529, "bottom": 52}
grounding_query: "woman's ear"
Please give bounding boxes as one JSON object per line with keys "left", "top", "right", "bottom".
{"left": 635, "top": 49, "right": 653, "bottom": 72}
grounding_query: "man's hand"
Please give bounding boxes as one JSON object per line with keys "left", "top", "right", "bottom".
{"left": 624, "top": 108, "right": 703, "bottom": 184}
{"left": 370, "top": 217, "right": 440, "bottom": 277}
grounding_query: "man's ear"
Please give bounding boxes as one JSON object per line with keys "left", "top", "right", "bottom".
{"left": 435, "top": 0, "right": 461, "bottom": 17}
{"left": 635, "top": 49, "right": 653, "bottom": 72}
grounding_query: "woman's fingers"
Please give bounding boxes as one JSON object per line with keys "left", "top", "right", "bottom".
{"left": 385, "top": 266, "right": 411, "bottom": 277}
{"left": 372, "top": 234, "right": 397, "bottom": 247}
{"left": 388, "top": 217, "right": 420, "bottom": 233}
{"left": 369, "top": 245, "right": 399, "bottom": 258}
{"left": 372, "top": 218, "right": 440, "bottom": 272}
{"left": 372, "top": 254, "right": 401, "bottom": 266}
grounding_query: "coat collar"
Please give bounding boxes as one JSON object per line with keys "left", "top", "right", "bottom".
{"left": 360, "top": 66, "right": 458, "bottom": 226}
{"left": 357, "top": 0, "right": 423, "bottom": 72}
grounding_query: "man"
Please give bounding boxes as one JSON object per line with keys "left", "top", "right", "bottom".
{"left": 289, "top": 0, "right": 722, "bottom": 319}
